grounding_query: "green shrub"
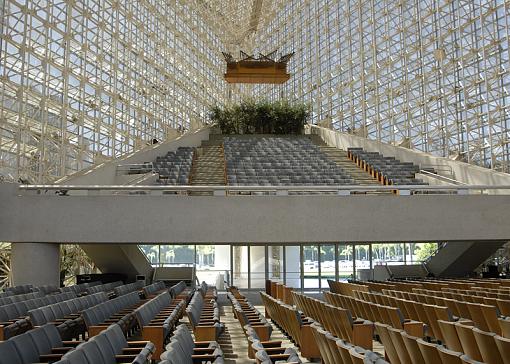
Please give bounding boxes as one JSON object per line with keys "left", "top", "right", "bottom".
{"left": 210, "top": 99, "right": 310, "bottom": 135}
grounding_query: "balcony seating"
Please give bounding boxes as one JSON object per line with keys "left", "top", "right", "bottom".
{"left": 134, "top": 291, "right": 185, "bottom": 357}
{"left": 186, "top": 289, "right": 224, "bottom": 342}
{"left": 154, "top": 147, "right": 194, "bottom": 185}
{"left": 159, "top": 324, "right": 224, "bottom": 364}
{"left": 113, "top": 281, "right": 145, "bottom": 297}
{"left": 224, "top": 136, "right": 355, "bottom": 186}
{"left": 0, "top": 291, "right": 77, "bottom": 340}
{"left": 260, "top": 291, "right": 320, "bottom": 359}
{"left": 28, "top": 292, "right": 108, "bottom": 340}
{"left": 82, "top": 291, "right": 142, "bottom": 336}
{"left": 347, "top": 147, "right": 426, "bottom": 185}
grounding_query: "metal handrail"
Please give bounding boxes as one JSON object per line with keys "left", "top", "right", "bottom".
{"left": 18, "top": 184, "right": 510, "bottom": 192}
{"left": 418, "top": 169, "right": 468, "bottom": 185}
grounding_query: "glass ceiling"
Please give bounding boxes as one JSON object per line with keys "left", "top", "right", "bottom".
{"left": 0, "top": 0, "right": 509, "bottom": 183}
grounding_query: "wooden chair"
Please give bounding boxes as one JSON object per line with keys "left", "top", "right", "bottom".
{"left": 454, "top": 322, "right": 483, "bottom": 362}
{"left": 499, "top": 318, "right": 510, "bottom": 339}
{"left": 386, "top": 326, "right": 411, "bottom": 364}
{"left": 400, "top": 331, "right": 425, "bottom": 364}
{"left": 437, "top": 345, "right": 463, "bottom": 364}
{"left": 416, "top": 338, "right": 442, "bottom": 364}
{"left": 374, "top": 322, "right": 400, "bottom": 364}
{"left": 438, "top": 319, "right": 464, "bottom": 352}
{"left": 472, "top": 327, "right": 504, "bottom": 364}
{"left": 494, "top": 335, "right": 510, "bottom": 364}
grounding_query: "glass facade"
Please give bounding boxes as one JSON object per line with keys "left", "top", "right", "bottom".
{"left": 139, "top": 242, "right": 439, "bottom": 290}
{"left": 1, "top": 0, "right": 508, "bottom": 182}
{"left": 252, "top": 0, "right": 510, "bottom": 172}
{"left": 0, "top": 0, "right": 228, "bottom": 182}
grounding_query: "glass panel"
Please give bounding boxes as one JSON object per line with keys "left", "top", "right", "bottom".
{"left": 407, "top": 243, "right": 439, "bottom": 263}
{"left": 268, "top": 245, "right": 284, "bottom": 283}
{"left": 355, "top": 244, "right": 371, "bottom": 280}
{"left": 139, "top": 245, "right": 159, "bottom": 266}
{"left": 320, "top": 245, "right": 335, "bottom": 288}
{"left": 196, "top": 245, "right": 231, "bottom": 286}
{"left": 372, "top": 243, "right": 405, "bottom": 266}
{"left": 233, "top": 245, "right": 249, "bottom": 288}
{"left": 159, "top": 245, "right": 194, "bottom": 266}
{"left": 338, "top": 244, "right": 354, "bottom": 281}
{"left": 250, "top": 245, "right": 266, "bottom": 289}
{"left": 303, "top": 245, "right": 319, "bottom": 289}
{"left": 285, "top": 246, "right": 301, "bottom": 289}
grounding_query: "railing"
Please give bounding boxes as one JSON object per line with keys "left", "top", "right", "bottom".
{"left": 17, "top": 184, "right": 510, "bottom": 196}
{"left": 421, "top": 164, "right": 454, "bottom": 178}
{"left": 115, "top": 163, "right": 154, "bottom": 175}
{"left": 418, "top": 169, "right": 468, "bottom": 185}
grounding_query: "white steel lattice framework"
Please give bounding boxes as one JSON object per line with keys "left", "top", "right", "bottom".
{"left": 252, "top": 0, "right": 510, "bottom": 172}
{"left": 0, "top": 0, "right": 509, "bottom": 183}
{"left": 0, "top": 0, "right": 234, "bottom": 183}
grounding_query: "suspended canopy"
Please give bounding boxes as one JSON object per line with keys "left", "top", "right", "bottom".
{"left": 223, "top": 50, "right": 294, "bottom": 84}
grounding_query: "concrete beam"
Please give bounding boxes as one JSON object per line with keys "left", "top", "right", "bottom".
{"left": 1, "top": 183, "right": 509, "bottom": 243}
{"left": 11, "top": 243, "right": 60, "bottom": 286}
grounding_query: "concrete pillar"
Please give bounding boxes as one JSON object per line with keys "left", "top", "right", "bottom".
{"left": 11, "top": 243, "right": 60, "bottom": 286}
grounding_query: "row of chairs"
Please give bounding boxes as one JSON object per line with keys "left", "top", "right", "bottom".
{"left": 113, "top": 281, "right": 145, "bottom": 297}
{"left": 347, "top": 147, "right": 426, "bottom": 186}
{"left": 226, "top": 290, "right": 273, "bottom": 359}
{"left": 324, "top": 290, "right": 427, "bottom": 338}
{"left": 2, "top": 284, "right": 35, "bottom": 295}
{"left": 353, "top": 289, "right": 464, "bottom": 342}
{"left": 86, "top": 281, "right": 123, "bottom": 297}
{"left": 160, "top": 324, "right": 224, "bottom": 364}
{"left": 53, "top": 324, "right": 155, "bottom": 364}
{"left": 60, "top": 282, "right": 101, "bottom": 295}
{"left": 434, "top": 319, "right": 510, "bottom": 363}
{"left": 134, "top": 291, "right": 185, "bottom": 357}
{"left": 381, "top": 288, "right": 510, "bottom": 338}
{"left": 169, "top": 281, "right": 191, "bottom": 300}
{"left": 311, "top": 321, "right": 388, "bottom": 364}
{"left": 409, "top": 287, "right": 510, "bottom": 322}
{"left": 224, "top": 136, "right": 355, "bottom": 186}
{"left": 142, "top": 281, "right": 167, "bottom": 298}
{"left": 186, "top": 290, "right": 224, "bottom": 342}
{"left": 29, "top": 292, "right": 108, "bottom": 340}
{"left": 293, "top": 291, "right": 374, "bottom": 350}
{"left": 83, "top": 291, "right": 143, "bottom": 337}
{"left": 0, "top": 323, "right": 82, "bottom": 364}
{"left": 260, "top": 291, "right": 320, "bottom": 359}
{"left": 374, "top": 321, "right": 484, "bottom": 364}
{"left": 154, "top": 147, "right": 194, "bottom": 184}
{"left": 0, "top": 291, "right": 77, "bottom": 341}
{"left": 0, "top": 290, "right": 44, "bottom": 306}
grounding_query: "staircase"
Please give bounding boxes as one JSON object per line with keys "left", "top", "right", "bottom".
{"left": 189, "top": 138, "right": 226, "bottom": 195}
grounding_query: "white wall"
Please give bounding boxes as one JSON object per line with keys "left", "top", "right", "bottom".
{"left": 54, "top": 127, "right": 212, "bottom": 185}
{"left": 311, "top": 125, "right": 510, "bottom": 189}
{"left": 2, "top": 183, "right": 510, "bottom": 243}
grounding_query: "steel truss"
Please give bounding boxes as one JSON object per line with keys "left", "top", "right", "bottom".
{"left": 252, "top": 0, "right": 510, "bottom": 172}
{"left": 1, "top": 0, "right": 509, "bottom": 182}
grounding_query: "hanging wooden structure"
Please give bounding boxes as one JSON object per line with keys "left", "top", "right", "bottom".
{"left": 223, "top": 51, "right": 294, "bottom": 84}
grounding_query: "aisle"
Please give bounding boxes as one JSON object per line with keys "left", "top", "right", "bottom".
{"left": 217, "top": 298, "right": 313, "bottom": 363}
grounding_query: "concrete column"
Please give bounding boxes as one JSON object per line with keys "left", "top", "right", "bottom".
{"left": 11, "top": 243, "right": 60, "bottom": 286}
